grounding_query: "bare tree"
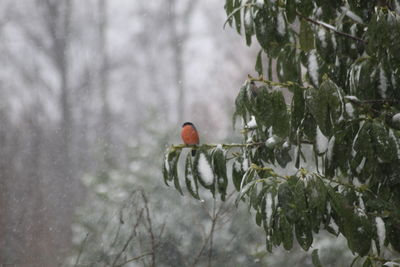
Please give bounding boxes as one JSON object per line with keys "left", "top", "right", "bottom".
{"left": 98, "top": 0, "right": 114, "bottom": 170}
{"left": 167, "top": 0, "right": 198, "bottom": 123}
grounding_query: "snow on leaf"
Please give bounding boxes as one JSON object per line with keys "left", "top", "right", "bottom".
{"left": 198, "top": 153, "right": 214, "bottom": 186}
{"left": 341, "top": 7, "right": 364, "bottom": 24}
{"left": 265, "top": 193, "right": 273, "bottom": 227}
{"left": 265, "top": 135, "right": 279, "bottom": 148}
{"left": 352, "top": 177, "right": 362, "bottom": 188}
{"left": 277, "top": 11, "right": 285, "bottom": 36}
{"left": 375, "top": 217, "right": 386, "bottom": 251}
{"left": 308, "top": 50, "right": 319, "bottom": 86}
{"left": 355, "top": 157, "right": 366, "bottom": 174}
{"left": 317, "top": 28, "right": 327, "bottom": 48}
{"left": 247, "top": 115, "right": 257, "bottom": 128}
{"left": 345, "top": 103, "right": 354, "bottom": 118}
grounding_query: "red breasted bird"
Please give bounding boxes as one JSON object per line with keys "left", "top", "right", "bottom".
{"left": 181, "top": 122, "right": 199, "bottom": 156}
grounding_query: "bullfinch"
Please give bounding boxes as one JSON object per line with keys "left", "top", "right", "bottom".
{"left": 181, "top": 122, "right": 199, "bottom": 156}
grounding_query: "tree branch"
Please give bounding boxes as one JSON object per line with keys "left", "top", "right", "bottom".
{"left": 296, "top": 11, "right": 368, "bottom": 45}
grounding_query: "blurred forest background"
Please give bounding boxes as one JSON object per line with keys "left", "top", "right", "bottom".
{"left": 0, "top": 0, "right": 353, "bottom": 266}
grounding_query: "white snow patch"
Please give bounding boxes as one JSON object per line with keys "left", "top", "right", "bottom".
{"left": 266, "top": 135, "right": 280, "bottom": 148}
{"left": 198, "top": 154, "right": 214, "bottom": 186}
{"left": 345, "top": 95, "right": 360, "bottom": 102}
{"left": 341, "top": 7, "right": 364, "bottom": 24}
{"left": 247, "top": 115, "right": 257, "bottom": 128}
{"left": 375, "top": 217, "right": 386, "bottom": 251}
{"left": 317, "top": 20, "right": 336, "bottom": 31}
{"left": 356, "top": 192, "right": 366, "bottom": 216}
{"left": 244, "top": 8, "right": 252, "bottom": 29}
{"left": 256, "top": 0, "right": 264, "bottom": 8}
{"left": 379, "top": 66, "right": 388, "bottom": 98}
{"left": 335, "top": 56, "right": 340, "bottom": 67}
{"left": 395, "top": 0, "right": 400, "bottom": 14}
{"left": 353, "top": 177, "right": 362, "bottom": 188}
{"left": 328, "top": 219, "right": 339, "bottom": 233}
{"left": 317, "top": 28, "right": 327, "bottom": 48}
{"left": 308, "top": 50, "right": 319, "bottom": 86}
{"left": 277, "top": 12, "right": 285, "bottom": 36}
{"left": 283, "top": 140, "right": 290, "bottom": 149}
{"left": 331, "top": 34, "right": 337, "bottom": 49}
{"left": 384, "top": 262, "right": 400, "bottom": 267}
{"left": 316, "top": 126, "right": 329, "bottom": 153}
{"left": 392, "top": 113, "right": 400, "bottom": 125}
{"left": 265, "top": 193, "right": 273, "bottom": 227}
{"left": 345, "top": 103, "right": 354, "bottom": 117}
{"left": 356, "top": 157, "right": 366, "bottom": 174}
{"left": 242, "top": 158, "right": 249, "bottom": 171}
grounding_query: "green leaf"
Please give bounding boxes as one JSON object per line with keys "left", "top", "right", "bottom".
{"left": 271, "top": 91, "right": 289, "bottom": 138}
{"left": 163, "top": 149, "right": 180, "bottom": 187}
{"left": 162, "top": 152, "right": 171, "bottom": 186}
{"left": 306, "top": 78, "right": 342, "bottom": 136}
{"left": 311, "top": 249, "right": 323, "bottom": 267}
{"left": 299, "top": 19, "right": 315, "bottom": 52}
{"left": 277, "top": 47, "right": 301, "bottom": 83}
{"left": 286, "top": 0, "right": 296, "bottom": 23}
{"left": 212, "top": 147, "right": 228, "bottom": 201}
{"left": 243, "top": 1, "right": 253, "bottom": 46}
{"left": 224, "top": 0, "right": 234, "bottom": 26}
{"left": 295, "top": 215, "right": 313, "bottom": 250}
{"left": 255, "top": 49, "right": 263, "bottom": 76}
{"left": 232, "top": 157, "right": 245, "bottom": 191}
{"left": 297, "top": 0, "right": 313, "bottom": 17}
{"left": 280, "top": 215, "right": 294, "bottom": 250}
{"left": 235, "top": 169, "right": 257, "bottom": 205}
{"left": 278, "top": 182, "right": 296, "bottom": 221}
{"left": 233, "top": 0, "right": 242, "bottom": 34}
{"left": 185, "top": 152, "right": 200, "bottom": 199}
{"left": 172, "top": 150, "right": 183, "bottom": 195}
{"left": 371, "top": 121, "right": 398, "bottom": 163}
{"left": 254, "top": 8, "right": 274, "bottom": 53}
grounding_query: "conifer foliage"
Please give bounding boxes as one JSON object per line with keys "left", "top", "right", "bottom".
{"left": 163, "top": 1, "right": 400, "bottom": 265}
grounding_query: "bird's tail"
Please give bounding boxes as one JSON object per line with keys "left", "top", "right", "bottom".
{"left": 191, "top": 149, "right": 197, "bottom": 157}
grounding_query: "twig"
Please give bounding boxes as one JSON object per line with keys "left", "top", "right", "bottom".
{"left": 296, "top": 11, "right": 367, "bottom": 45}
{"left": 168, "top": 142, "right": 264, "bottom": 151}
{"left": 141, "top": 191, "right": 156, "bottom": 267}
{"left": 247, "top": 74, "right": 306, "bottom": 90}
{"left": 208, "top": 199, "right": 217, "bottom": 267}
{"left": 74, "top": 233, "right": 89, "bottom": 267}
{"left": 111, "top": 209, "right": 144, "bottom": 267}
{"left": 113, "top": 251, "right": 153, "bottom": 267}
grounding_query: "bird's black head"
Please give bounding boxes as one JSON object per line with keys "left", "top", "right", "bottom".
{"left": 182, "top": 122, "right": 194, "bottom": 127}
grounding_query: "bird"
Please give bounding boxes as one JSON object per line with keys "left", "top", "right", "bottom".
{"left": 181, "top": 122, "right": 200, "bottom": 156}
